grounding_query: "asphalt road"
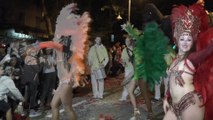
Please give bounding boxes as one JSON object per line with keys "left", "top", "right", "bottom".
{"left": 29, "top": 74, "right": 165, "bottom": 120}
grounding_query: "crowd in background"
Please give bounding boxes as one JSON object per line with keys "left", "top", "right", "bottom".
{"left": 0, "top": 38, "right": 126, "bottom": 119}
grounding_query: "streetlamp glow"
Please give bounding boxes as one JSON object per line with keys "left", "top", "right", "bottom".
{"left": 117, "top": 14, "right": 122, "bottom": 20}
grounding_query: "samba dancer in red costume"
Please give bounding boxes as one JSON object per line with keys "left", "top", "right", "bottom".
{"left": 163, "top": 3, "right": 213, "bottom": 120}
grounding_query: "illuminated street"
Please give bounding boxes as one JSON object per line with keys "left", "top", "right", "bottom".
{"left": 29, "top": 74, "right": 164, "bottom": 120}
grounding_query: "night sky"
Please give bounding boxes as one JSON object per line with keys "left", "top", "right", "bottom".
{"left": 1, "top": 0, "right": 212, "bottom": 44}
{"left": 75, "top": 0, "right": 212, "bottom": 28}
{"left": 74, "top": 0, "right": 213, "bottom": 44}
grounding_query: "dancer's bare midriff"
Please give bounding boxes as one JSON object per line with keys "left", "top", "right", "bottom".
{"left": 168, "top": 60, "right": 195, "bottom": 103}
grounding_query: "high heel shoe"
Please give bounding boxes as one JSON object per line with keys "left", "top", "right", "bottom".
{"left": 134, "top": 108, "right": 140, "bottom": 116}
{"left": 129, "top": 108, "right": 140, "bottom": 120}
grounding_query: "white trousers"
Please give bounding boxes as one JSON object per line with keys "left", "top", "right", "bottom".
{"left": 91, "top": 74, "right": 104, "bottom": 98}
{"left": 154, "top": 80, "right": 162, "bottom": 100}
{"left": 154, "top": 76, "right": 169, "bottom": 100}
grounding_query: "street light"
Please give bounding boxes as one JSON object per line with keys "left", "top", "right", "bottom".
{"left": 128, "top": 0, "right": 131, "bottom": 22}
{"left": 116, "top": 13, "right": 122, "bottom": 20}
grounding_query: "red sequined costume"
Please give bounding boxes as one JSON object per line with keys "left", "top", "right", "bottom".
{"left": 169, "top": 3, "right": 213, "bottom": 120}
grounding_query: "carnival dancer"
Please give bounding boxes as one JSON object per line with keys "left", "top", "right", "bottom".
{"left": 88, "top": 36, "right": 109, "bottom": 99}
{"left": 122, "top": 4, "right": 169, "bottom": 120}
{"left": 163, "top": 3, "right": 213, "bottom": 120}
{"left": 29, "top": 3, "right": 91, "bottom": 120}
{"left": 119, "top": 36, "right": 134, "bottom": 101}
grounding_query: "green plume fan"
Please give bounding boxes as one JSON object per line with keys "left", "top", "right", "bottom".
{"left": 122, "top": 22, "right": 169, "bottom": 90}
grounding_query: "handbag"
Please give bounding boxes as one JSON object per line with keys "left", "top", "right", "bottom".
{"left": 93, "top": 46, "right": 106, "bottom": 79}
{"left": 93, "top": 67, "right": 106, "bottom": 79}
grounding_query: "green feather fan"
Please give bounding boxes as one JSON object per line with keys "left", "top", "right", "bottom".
{"left": 122, "top": 21, "right": 169, "bottom": 91}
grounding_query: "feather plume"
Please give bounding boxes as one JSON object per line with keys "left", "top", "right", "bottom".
{"left": 54, "top": 3, "right": 91, "bottom": 87}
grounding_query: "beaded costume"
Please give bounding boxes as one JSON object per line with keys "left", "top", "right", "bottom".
{"left": 165, "top": 3, "right": 213, "bottom": 120}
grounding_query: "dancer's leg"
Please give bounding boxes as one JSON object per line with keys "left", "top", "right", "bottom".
{"left": 51, "top": 86, "right": 61, "bottom": 120}
{"left": 60, "top": 83, "right": 76, "bottom": 120}
{"left": 120, "top": 86, "right": 129, "bottom": 100}
{"left": 138, "top": 80, "right": 152, "bottom": 113}
{"left": 181, "top": 94, "right": 204, "bottom": 120}
{"left": 128, "top": 80, "right": 139, "bottom": 115}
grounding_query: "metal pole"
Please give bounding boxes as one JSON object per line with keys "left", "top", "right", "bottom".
{"left": 128, "top": 0, "right": 131, "bottom": 22}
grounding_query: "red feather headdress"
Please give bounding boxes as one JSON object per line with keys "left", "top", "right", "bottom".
{"left": 171, "top": 4, "right": 209, "bottom": 43}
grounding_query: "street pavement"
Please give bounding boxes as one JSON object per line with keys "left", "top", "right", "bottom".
{"left": 30, "top": 74, "right": 164, "bottom": 120}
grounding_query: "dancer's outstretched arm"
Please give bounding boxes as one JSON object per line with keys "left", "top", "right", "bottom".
{"left": 39, "top": 41, "right": 64, "bottom": 52}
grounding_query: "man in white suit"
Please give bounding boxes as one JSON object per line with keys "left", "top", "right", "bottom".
{"left": 88, "top": 37, "right": 109, "bottom": 99}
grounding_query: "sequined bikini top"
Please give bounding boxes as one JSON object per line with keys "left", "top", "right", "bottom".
{"left": 168, "top": 58, "right": 195, "bottom": 87}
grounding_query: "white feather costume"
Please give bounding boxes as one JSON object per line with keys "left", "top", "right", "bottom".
{"left": 41, "top": 3, "right": 91, "bottom": 87}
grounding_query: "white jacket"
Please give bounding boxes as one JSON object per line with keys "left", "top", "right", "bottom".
{"left": 88, "top": 44, "right": 109, "bottom": 71}
{"left": 0, "top": 76, "right": 24, "bottom": 101}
